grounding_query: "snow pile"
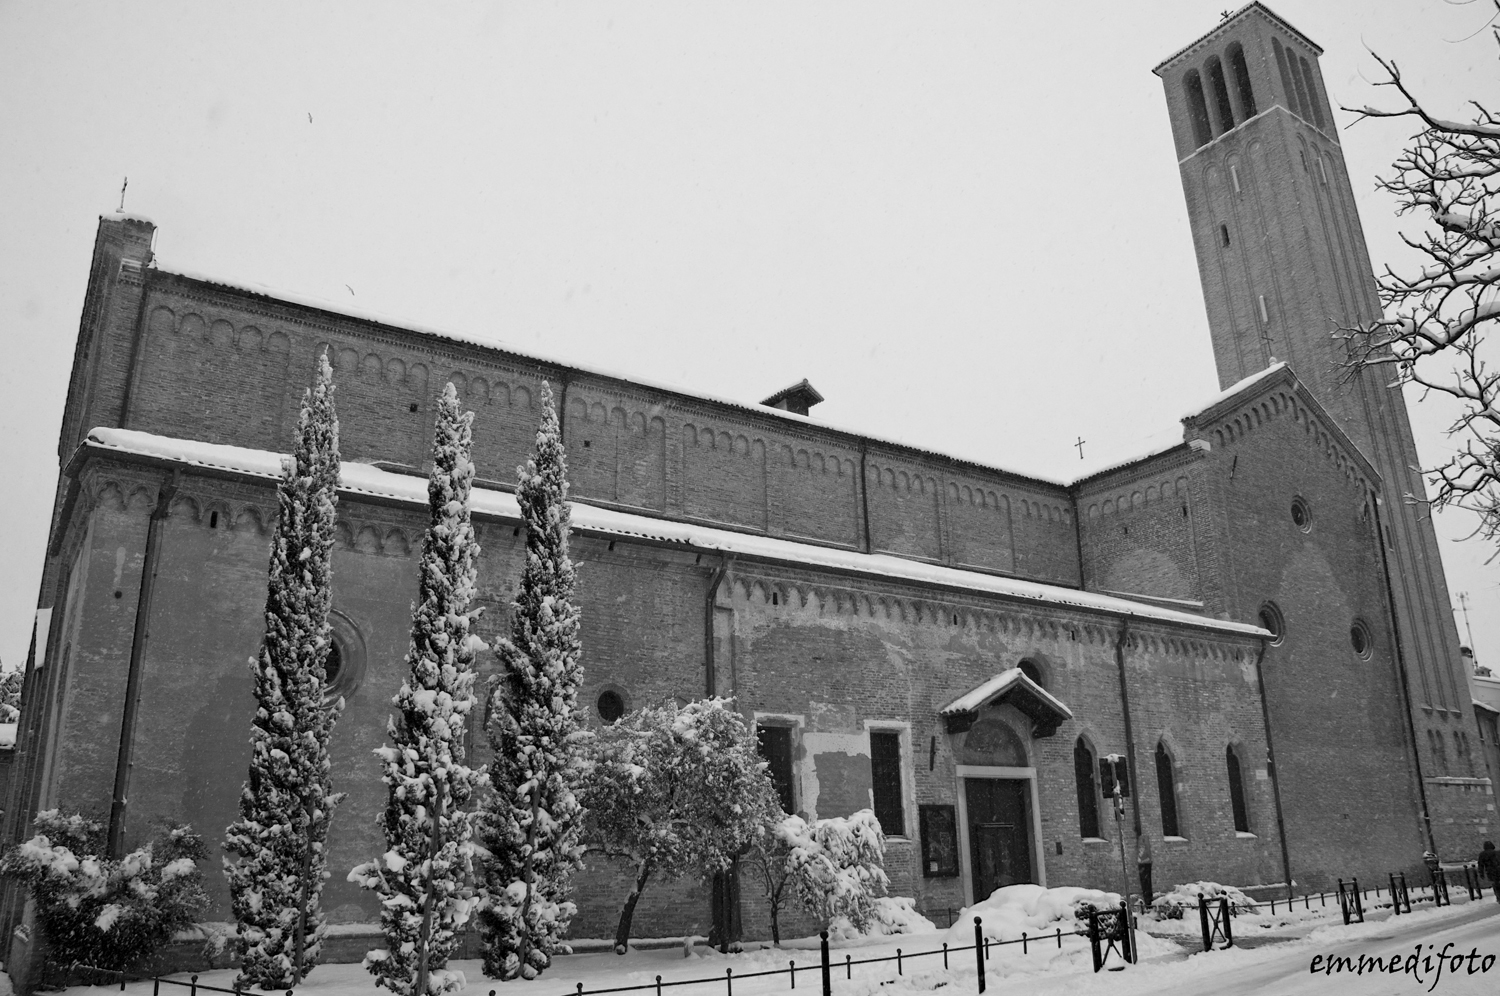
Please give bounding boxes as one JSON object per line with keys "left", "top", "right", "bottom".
{"left": 1151, "top": 881, "right": 1259, "bottom": 920}
{"left": 828, "top": 897, "right": 937, "bottom": 942}
{"left": 943, "top": 884, "right": 1122, "bottom": 944}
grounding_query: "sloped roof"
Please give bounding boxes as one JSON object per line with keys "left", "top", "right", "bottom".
{"left": 75, "top": 427, "right": 1270, "bottom": 640}
{"left": 940, "top": 667, "right": 1073, "bottom": 738}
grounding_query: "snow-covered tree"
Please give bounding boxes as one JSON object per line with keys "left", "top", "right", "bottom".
{"left": 475, "top": 381, "right": 588, "bottom": 980}
{"left": 1, "top": 811, "right": 209, "bottom": 974}
{"left": 581, "top": 698, "right": 781, "bottom": 952}
{"left": 349, "top": 383, "right": 484, "bottom": 996}
{"left": 223, "top": 353, "right": 344, "bottom": 989}
{"left": 779, "top": 810, "right": 889, "bottom": 933}
{"left": 0, "top": 665, "right": 22, "bottom": 723}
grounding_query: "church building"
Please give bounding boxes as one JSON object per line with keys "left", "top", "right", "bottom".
{"left": 2, "top": 2, "right": 1492, "bottom": 977}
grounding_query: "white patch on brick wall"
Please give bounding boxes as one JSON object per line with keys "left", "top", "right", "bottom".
{"left": 801, "top": 730, "right": 868, "bottom": 820}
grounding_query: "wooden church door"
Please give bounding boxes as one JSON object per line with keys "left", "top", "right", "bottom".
{"left": 965, "top": 778, "right": 1033, "bottom": 901}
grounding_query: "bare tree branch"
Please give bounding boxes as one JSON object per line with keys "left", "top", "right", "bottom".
{"left": 1338, "top": 27, "right": 1500, "bottom": 545}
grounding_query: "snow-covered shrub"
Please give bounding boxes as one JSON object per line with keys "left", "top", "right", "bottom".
{"left": 581, "top": 697, "right": 781, "bottom": 952}
{"left": 349, "top": 383, "right": 484, "bottom": 996}
{"left": 0, "top": 812, "right": 208, "bottom": 974}
{"left": 476, "top": 381, "right": 588, "bottom": 981}
{"left": 224, "top": 351, "right": 345, "bottom": 989}
{"left": 827, "top": 897, "right": 937, "bottom": 942}
{"left": 781, "top": 810, "right": 890, "bottom": 934}
{"left": 1151, "top": 881, "right": 1259, "bottom": 920}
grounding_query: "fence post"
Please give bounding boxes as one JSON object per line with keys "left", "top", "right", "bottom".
{"left": 191, "top": 976, "right": 198, "bottom": 996}
{"left": 659, "top": 975, "right": 664, "bottom": 996}
{"left": 789, "top": 963, "right": 794, "bottom": 990}
{"left": 1088, "top": 908, "right": 1102, "bottom": 973}
{"left": 726, "top": 967, "right": 733, "bottom": 996}
{"left": 943, "top": 943, "right": 949, "bottom": 970}
{"left": 1220, "top": 897, "right": 1234, "bottom": 948}
{"left": 974, "top": 917, "right": 986, "bottom": 993}
{"left": 897, "top": 949, "right": 902, "bottom": 976}
{"left": 1021, "top": 932, "right": 1027, "bottom": 956}
{"left": 1198, "top": 893, "right": 1211, "bottom": 953}
{"left": 820, "top": 931, "right": 831, "bottom": 996}
{"left": 1353, "top": 878, "right": 1364, "bottom": 922}
{"left": 1056, "top": 927, "right": 1062, "bottom": 949}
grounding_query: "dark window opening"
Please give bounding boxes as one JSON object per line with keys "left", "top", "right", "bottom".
{"left": 1273, "top": 39, "right": 1302, "bottom": 119}
{"left": 324, "top": 641, "right": 343, "bottom": 686}
{"left": 209, "top": 510, "right": 219, "bottom": 529}
{"left": 772, "top": 592, "right": 779, "bottom": 606}
{"left": 1227, "top": 745, "right": 1250, "bottom": 832}
{"left": 1289, "top": 52, "right": 1313, "bottom": 123}
{"left": 1075, "top": 739, "right": 1101, "bottom": 838}
{"left": 1228, "top": 43, "right": 1257, "bottom": 118}
{"left": 1258, "top": 602, "right": 1285, "bottom": 645}
{"left": 1100, "top": 756, "right": 1130, "bottom": 798}
{"left": 1018, "top": 659, "right": 1044, "bottom": 688}
{"left": 1184, "top": 70, "right": 1213, "bottom": 148}
{"left": 1156, "top": 741, "right": 1181, "bottom": 837}
{"left": 597, "top": 689, "right": 625, "bottom": 723}
{"left": 1206, "top": 56, "right": 1236, "bottom": 135}
{"left": 1297, "top": 56, "right": 1326, "bottom": 129}
{"left": 870, "top": 730, "right": 905, "bottom": 836}
{"left": 1291, "top": 496, "right": 1311, "bottom": 531}
{"left": 1350, "top": 620, "right": 1371, "bottom": 658}
{"left": 758, "top": 724, "right": 795, "bottom": 814}
{"left": 1220, "top": 224, "right": 1231, "bottom": 247}
{"left": 409, "top": 402, "right": 419, "bottom": 413}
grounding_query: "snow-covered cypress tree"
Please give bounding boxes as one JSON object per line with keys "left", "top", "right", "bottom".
{"left": 476, "top": 380, "right": 587, "bottom": 980}
{"left": 223, "top": 352, "right": 344, "bottom": 989}
{"left": 348, "top": 383, "right": 484, "bottom": 996}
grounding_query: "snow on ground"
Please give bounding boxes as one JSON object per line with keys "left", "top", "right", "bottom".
{"left": 45, "top": 888, "right": 1499, "bottom": 996}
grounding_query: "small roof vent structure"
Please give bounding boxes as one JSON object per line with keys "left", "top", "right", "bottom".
{"left": 760, "top": 379, "right": 824, "bottom": 417}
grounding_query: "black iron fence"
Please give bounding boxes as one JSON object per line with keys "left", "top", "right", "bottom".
{"left": 1197, "top": 895, "right": 1233, "bottom": 951}
{"left": 65, "top": 910, "right": 1129, "bottom": 996}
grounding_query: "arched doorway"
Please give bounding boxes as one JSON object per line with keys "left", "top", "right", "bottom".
{"left": 956, "top": 710, "right": 1041, "bottom": 902}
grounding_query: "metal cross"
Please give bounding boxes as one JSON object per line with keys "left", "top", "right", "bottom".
{"left": 1075, "top": 436, "right": 1087, "bottom": 460}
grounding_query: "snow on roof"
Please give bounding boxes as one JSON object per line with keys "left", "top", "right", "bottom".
{"left": 149, "top": 261, "right": 1060, "bottom": 487}
{"left": 82, "top": 427, "right": 1269, "bottom": 639}
{"left": 1069, "top": 426, "right": 1190, "bottom": 487}
{"left": 0, "top": 724, "right": 15, "bottom": 749}
{"left": 1475, "top": 698, "right": 1500, "bottom": 715}
{"left": 1152, "top": 3, "right": 1321, "bottom": 76}
{"left": 940, "top": 667, "right": 1073, "bottom": 718}
{"left": 1181, "top": 362, "right": 1289, "bottom": 421}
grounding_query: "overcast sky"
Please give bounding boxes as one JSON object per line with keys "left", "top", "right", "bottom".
{"left": 2, "top": 0, "right": 1497, "bottom": 676}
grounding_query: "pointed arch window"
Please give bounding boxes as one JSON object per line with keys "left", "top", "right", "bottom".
{"left": 1156, "top": 741, "right": 1182, "bottom": 837}
{"left": 1226, "top": 745, "right": 1250, "bottom": 832}
{"left": 1184, "top": 70, "right": 1213, "bottom": 148}
{"left": 1075, "top": 738, "right": 1101, "bottom": 839}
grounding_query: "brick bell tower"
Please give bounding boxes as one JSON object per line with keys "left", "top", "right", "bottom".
{"left": 1155, "top": 3, "right": 1492, "bottom": 855}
